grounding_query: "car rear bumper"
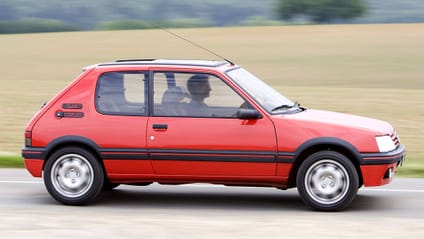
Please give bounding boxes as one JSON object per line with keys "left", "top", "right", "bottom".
{"left": 23, "top": 159, "right": 43, "bottom": 177}
{"left": 22, "top": 147, "right": 45, "bottom": 177}
{"left": 360, "top": 145, "right": 406, "bottom": 186}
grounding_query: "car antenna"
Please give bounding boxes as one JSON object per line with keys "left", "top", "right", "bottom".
{"left": 160, "top": 27, "right": 235, "bottom": 66}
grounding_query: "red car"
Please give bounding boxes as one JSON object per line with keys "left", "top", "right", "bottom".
{"left": 22, "top": 59, "right": 406, "bottom": 211}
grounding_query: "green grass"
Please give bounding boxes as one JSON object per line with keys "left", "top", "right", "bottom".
{"left": 397, "top": 167, "right": 424, "bottom": 178}
{"left": 0, "top": 24, "right": 423, "bottom": 176}
{"left": 0, "top": 155, "right": 24, "bottom": 168}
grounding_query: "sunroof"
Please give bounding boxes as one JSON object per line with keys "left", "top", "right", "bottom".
{"left": 98, "top": 59, "right": 228, "bottom": 67}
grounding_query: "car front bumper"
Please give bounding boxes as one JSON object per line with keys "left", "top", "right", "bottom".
{"left": 360, "top": 145, "right": 406, "bottom": 186}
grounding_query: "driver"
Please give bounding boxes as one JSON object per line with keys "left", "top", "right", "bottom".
{"left": 186, "top": 74, "right": 212, "bottom": 116}
{"left": 187, "top": 74, "right": 211, "bottom": 107}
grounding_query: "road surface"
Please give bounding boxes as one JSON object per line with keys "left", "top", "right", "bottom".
{"left": 0, "top": 169, "right": 423, "bottom": 238}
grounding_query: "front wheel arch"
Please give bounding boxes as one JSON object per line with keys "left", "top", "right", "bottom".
{"left": 288, "top": 141, "right": 364, "bottom": 188}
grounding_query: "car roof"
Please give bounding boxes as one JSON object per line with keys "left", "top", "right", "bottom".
{"left": 96, "top": 59, "right": 230, "bottom": 68}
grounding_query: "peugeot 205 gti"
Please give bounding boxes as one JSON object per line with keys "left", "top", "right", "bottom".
{"left": 22, "top": 59, "right": 406, "bottom": 211}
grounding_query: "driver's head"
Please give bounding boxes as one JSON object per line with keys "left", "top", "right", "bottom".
{"left": 187, "top": 74, "right": 211, "bottom": 100}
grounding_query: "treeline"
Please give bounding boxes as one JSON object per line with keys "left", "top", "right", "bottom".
{"left": 0, "top": 0, "right": 273, "bottom": 33}
{"left": 0, "top": 18, "right": 214, "bottom": 34}
{"left": 1, "top": 0, "right": 424, "bottom": 34}
{"left": 0, "top": 19, "right": 79, "bottom": 34}
{"left": 353, "top": 0, "right": 424, "bottom": 23}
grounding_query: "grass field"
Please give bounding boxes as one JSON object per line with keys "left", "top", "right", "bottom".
{"left": 0, "top": 24, "right": 423, "bottom": 176}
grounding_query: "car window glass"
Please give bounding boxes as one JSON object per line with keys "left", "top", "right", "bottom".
{"left": 153, "top": 72, "right": 246, "bottom": 118}
{"left": 96, "top": 72, "right": 147, "bottom": 115}
{"left": 227, "top": 68, "right": 293, "bottom": 113}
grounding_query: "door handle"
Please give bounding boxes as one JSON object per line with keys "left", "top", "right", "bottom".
{"left": 152, "top": 124, "right": 168, "bottom": 130}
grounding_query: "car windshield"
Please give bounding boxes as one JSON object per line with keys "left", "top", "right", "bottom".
{"left": 227, "top": 67, "right": 296, "bottom": 113}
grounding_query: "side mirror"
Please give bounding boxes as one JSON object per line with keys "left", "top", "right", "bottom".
{"left": 236, "top": 109, "right": 262, "bottom": 120}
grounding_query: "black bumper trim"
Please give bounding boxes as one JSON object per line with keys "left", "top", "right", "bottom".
{"left": 360, "top": 145, "right": 406, "bottom": 165}
{"left": 22, "top": 147, "right": 45, "bottom": 160}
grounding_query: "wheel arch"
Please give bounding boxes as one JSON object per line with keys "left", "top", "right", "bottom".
{"left": 42, "top": 136, "right": 102, "bottom": 170}
{"left": 287, "top": 137, "right": 364, "bottom": 188}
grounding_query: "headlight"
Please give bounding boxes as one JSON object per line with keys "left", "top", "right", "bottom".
{"left": 376, "top": 135, "right": 396, "bottom": 152}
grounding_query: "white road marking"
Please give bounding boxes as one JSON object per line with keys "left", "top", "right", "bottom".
{"left": 361, "top": 188, "right": 424, "bottom": 193}
{"left": 0, "top": 180, "right": 42, "bottom": 184}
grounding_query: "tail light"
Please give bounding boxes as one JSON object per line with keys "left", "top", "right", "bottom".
{"left": 25, "top": 131, "right": 32, "bottom": 147}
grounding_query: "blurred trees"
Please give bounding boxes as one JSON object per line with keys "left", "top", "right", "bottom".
{"left": 0, "top": 0, "right": 424, "bottom": 34}
{"left": 0, "top": 0, "right": 272, "bottom": 31}
{"left": 0, "top": 19, "right": 79, "bottom": 34}
{"left": 277, "top": 0, "right": 367, "bottom": 23}
{"left": 98, "top": 19, "right": 209, "bottom": 30}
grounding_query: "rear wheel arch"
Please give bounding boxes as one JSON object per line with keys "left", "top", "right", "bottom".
{"left": 287, "top": 138, "right": 363, "bottom": 188}
{"left": 41, "top": 136, "right": 109, "bottom": 183}
{"left": 42, "top": 136, "right": 102, "bottom": 169}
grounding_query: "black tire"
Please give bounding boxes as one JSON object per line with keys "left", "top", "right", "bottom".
{"left": 43, "top": 147, "right": 104, "bottom": 205}
{"left": 296, "top": 151, "right": 359, "bottom": 211}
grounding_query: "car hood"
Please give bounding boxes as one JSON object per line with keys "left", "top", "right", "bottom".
{"left": 281, "top": 109, "right": 394, "bottom": 135}
{"left": 271, "top": 109, "right": 395, "bottom": 153}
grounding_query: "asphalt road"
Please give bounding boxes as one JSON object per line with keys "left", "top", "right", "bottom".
{"left": 1, "top": 169, "right": 423, "bottom": 239}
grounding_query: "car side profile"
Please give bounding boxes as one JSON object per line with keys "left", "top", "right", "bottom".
{"left": 22, "top": 59, "right": 406, "bottom": 211}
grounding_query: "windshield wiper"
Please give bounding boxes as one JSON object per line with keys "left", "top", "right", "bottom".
{"left": 271, "top": 102, "right": 300, "bottom": 112}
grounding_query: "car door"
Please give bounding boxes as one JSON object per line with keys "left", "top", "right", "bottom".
{"left": 147, "top": 70, "right": 277, "bottom": 177}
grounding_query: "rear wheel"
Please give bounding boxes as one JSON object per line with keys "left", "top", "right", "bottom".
{"left": 43, "top": 147, "right": 104, "bottom": 205}
{"left": 296, "top": 151, "right": 359, "bottom": 211}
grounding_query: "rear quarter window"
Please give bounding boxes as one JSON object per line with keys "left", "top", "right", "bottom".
{"left": 96, "top": 71, "right": 148, "bottom": 116}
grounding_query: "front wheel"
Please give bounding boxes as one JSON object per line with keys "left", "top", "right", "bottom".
{"left": 296, "top": 151, "right": 359, "bottom": 211}
{"left": 43, "top": 147, "right": 104, "bottom": 205}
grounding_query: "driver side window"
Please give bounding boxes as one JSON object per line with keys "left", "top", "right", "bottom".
{"left": 153, "top": 72, "right": 248, "bottom": 118}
